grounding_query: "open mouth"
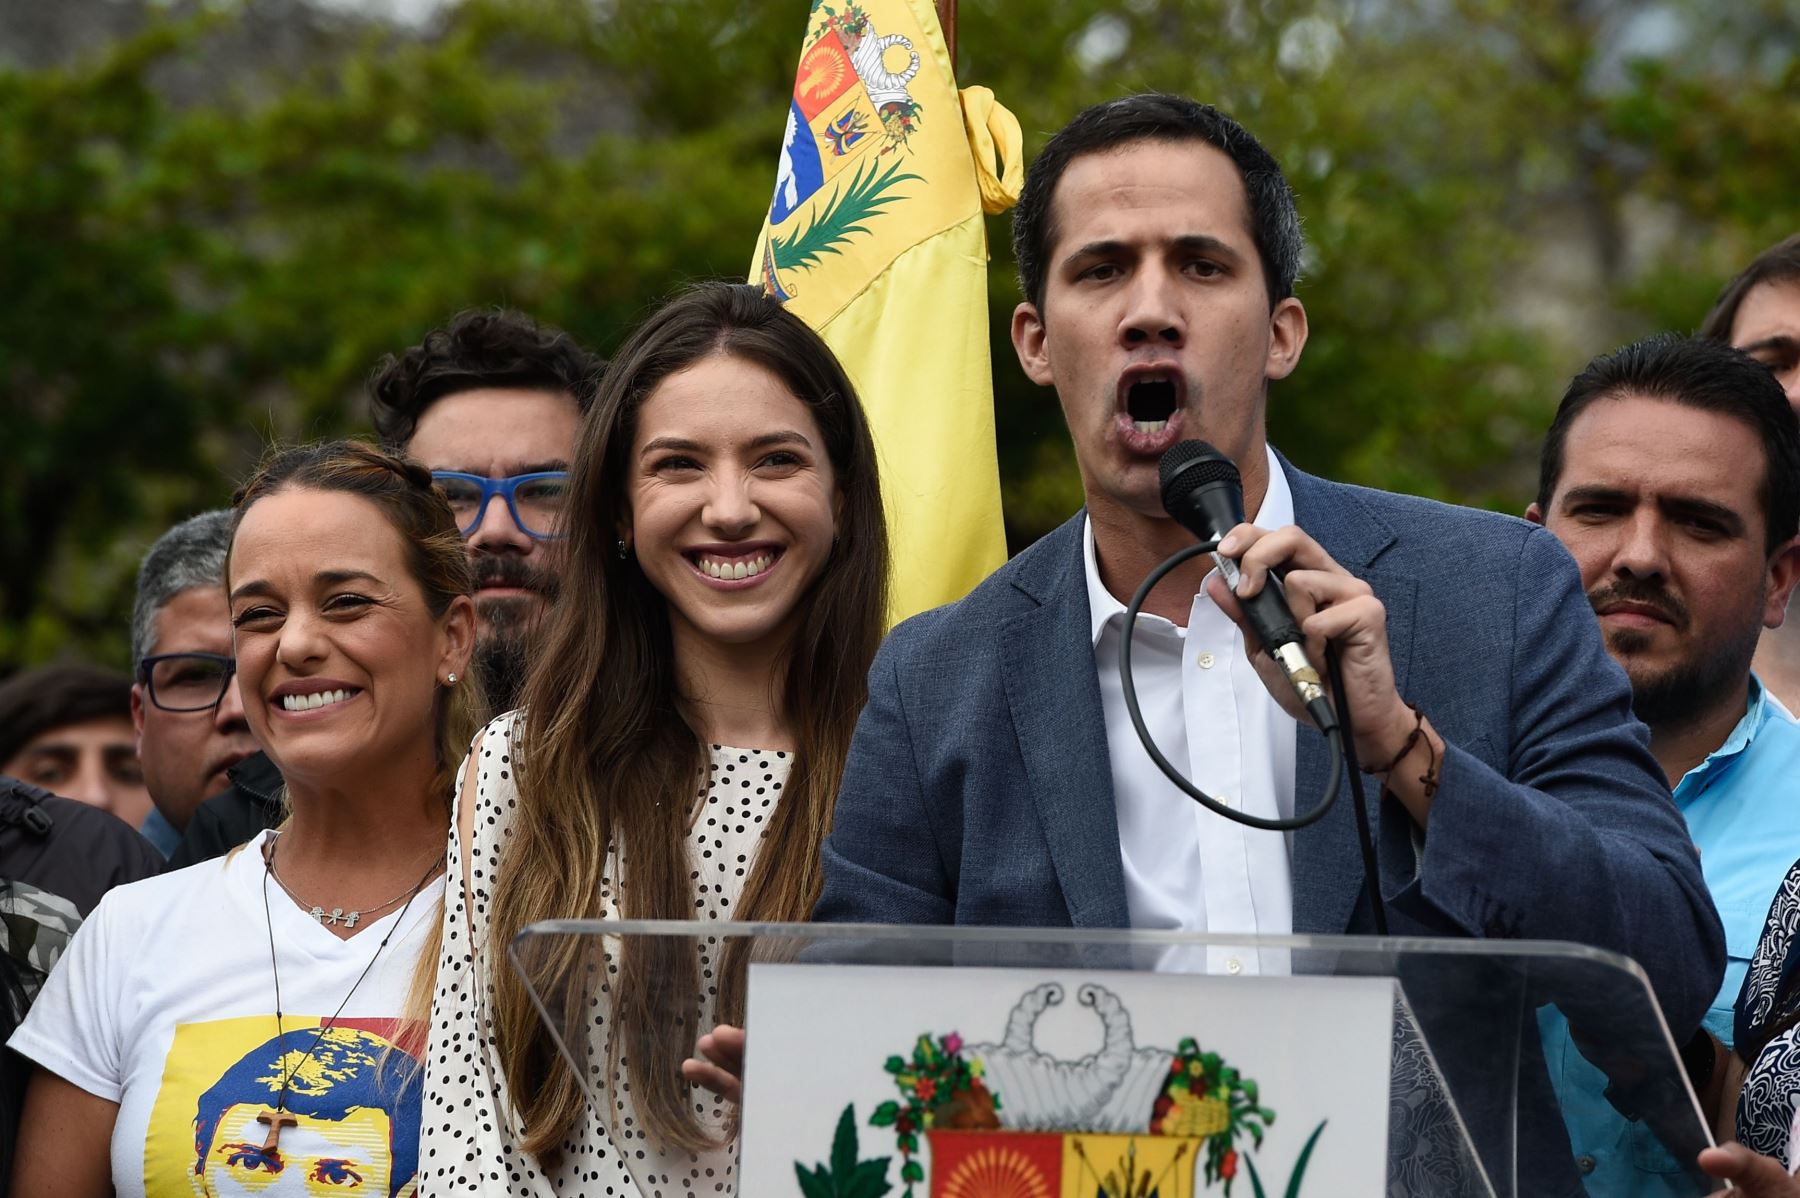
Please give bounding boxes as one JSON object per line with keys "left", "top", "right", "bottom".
{"left": 1123, "top": 374, "right": 1180, "bottom": 433}
{"left": 1114, "top": 367, "right": 1187, "bottom": 452}
{"left": 686, "top": 547, "right": 784, "bottom": 582}
{"left": 278, "top": 687, "right": 362, "bottom": 713}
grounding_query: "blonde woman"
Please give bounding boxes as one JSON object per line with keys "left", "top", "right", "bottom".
{"left": 11, "top": 441, "right": 482, "bottom": 1197}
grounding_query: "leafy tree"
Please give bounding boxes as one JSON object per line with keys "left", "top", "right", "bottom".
{"left": 2, "top": 0, "right": 793, "bottom": 669}
{"left": 3, "top": 0, "right": 1795, "bottom": 669}
{"left": 1, "top": 20, "right": 218, "bottom": 668}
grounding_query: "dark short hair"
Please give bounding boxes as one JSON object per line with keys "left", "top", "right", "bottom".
{"left": 367, "top": 310, "right": 604, "bottom": 451}
{"left": 1537, "top": 333, "right": 1800, "bottom": 554}
{"left": 0, "top": 664, "right": 133, "bottom": 769}
{"left": 1011, "top": 93, "right": 1302, "bottom": 311}
{"left": 1701, "top": 234, "right": 1800, "bottom": 342}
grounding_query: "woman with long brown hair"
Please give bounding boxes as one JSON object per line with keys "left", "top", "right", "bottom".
{"left": 419, "top": 282, "right": 889, "bottom": 1194}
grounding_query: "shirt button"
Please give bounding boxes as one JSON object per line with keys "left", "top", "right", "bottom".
{"left": 1575, "top": 1155, "right": 1596, "bottom": 1175}
{"left": 1197, "top": 651, "right": 1216, "bottom": 669}
{"left": 1226, "top": 957, "right": 1243, "bottom": 975}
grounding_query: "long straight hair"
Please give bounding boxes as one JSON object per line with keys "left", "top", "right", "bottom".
{"left": 486, "top": 283, "right": 889, "bottom": 1157}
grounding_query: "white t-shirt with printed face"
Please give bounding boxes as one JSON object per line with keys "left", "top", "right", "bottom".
{"left": 11, "top": 831, "right": 442, "bottom": 1198}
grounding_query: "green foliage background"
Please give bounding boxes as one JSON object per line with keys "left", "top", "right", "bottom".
{"left": 3, "top": 0, "right": 1796, "bottom": 672}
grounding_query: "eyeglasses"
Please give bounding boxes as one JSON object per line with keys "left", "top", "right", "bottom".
{"left": 138, "top": 652, "right": 237, "bottom": 713}
{"left": 430, "top": 471, "right": 569, "bottom": 541}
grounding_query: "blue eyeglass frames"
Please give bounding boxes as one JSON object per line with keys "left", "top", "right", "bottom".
{"left": 430, "top": 471, "right": 570, "bottom": 541}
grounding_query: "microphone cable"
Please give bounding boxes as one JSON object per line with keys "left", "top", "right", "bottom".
{"left": 1118, "top": 539, "right": 1389, "bottom": 935}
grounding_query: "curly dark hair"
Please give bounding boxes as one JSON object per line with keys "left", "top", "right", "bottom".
{"left": 367, "top": 310, "right": 604, "bottom": 451}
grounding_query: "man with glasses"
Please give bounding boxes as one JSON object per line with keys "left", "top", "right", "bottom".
{"left": 130, "top": 511, "right": 265, "bottom": 860}
{"left": 369, "top": 308, "right": 602, "bottom": 709}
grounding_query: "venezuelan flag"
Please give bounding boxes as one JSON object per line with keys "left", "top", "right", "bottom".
{"left": 753, "top": 0, "right": 1019, "bottom": 622}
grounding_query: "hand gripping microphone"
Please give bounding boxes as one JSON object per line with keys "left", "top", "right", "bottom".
{"left": 1120, "top": 440, "right": 1383, "bottom": 925}
{"left": 1158, "top": 441, "right": 1338, "bottom": 735}
{"left": 1113, "top": 442, "right": 1344, "bottom": 833}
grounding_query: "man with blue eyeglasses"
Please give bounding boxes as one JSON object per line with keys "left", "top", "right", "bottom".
{"left": 369, "top": 308, "right": 603, "bottom": 710}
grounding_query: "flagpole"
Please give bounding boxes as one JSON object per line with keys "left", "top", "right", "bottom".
{"left": 936, "top": 0, "right": 957, "bottom": 67}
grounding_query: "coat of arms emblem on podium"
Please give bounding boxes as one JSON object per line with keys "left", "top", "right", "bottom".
{"left": 794, "top": 982, "right": 1327, "bottom": 1198}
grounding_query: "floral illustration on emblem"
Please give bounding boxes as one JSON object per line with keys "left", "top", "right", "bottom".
{"left": 877, "top": 98, "right": 923, "bottom": 155}
{"left": 870, "top": 1031, "right": 1002, "bottom": 1189}
{"left": 814, "top": 1, "right": 873, "bottom": 47}
{"left": 1152, "top": 1038, "right": 1275, "bottom": 1191}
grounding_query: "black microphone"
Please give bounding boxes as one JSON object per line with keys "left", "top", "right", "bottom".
{"left": 1159, "top": 441, "right": 1338, "bottom": 734}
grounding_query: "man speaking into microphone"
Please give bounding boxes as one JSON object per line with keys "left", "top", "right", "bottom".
{"left": 812, "top": 90, "right": 1722, "bottom": 1129}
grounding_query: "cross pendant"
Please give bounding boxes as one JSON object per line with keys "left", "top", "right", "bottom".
{"left": 256, "top": 1107, "right": 298, "bottom": 1151}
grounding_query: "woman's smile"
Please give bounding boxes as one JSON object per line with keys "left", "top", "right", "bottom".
{"left": 684, "top": 544, "right": 786, "bottom": 588}
{"left": 270, "top": 680, "right": 365, "bottom": 717}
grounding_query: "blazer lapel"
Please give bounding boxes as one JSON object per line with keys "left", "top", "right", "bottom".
{"left": 1000, "top": 517, "right": 1130, "bottom": 929}
{"left": 1285, "top": 463, "right": 1418, "bottom": 934}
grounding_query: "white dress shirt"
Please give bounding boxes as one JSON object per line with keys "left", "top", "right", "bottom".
{"left": 1086, "top": 445, "right": 1297, "bottom": 975}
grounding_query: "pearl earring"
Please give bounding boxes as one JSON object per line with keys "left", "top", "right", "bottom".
{"left": 445, "top": 672, "right": 458, "bottom": 685}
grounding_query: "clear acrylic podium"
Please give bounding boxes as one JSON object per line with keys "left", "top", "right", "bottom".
{"left": 510, "top": 922, "right": 1717, "bottom": 1197}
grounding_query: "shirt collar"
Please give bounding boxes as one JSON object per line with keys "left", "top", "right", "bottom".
{"left": 1084, "top": 444, "right": 1295, "bottom": 647}
{"left": 1676, "top": 674, "right": 1777, "bottom": 795}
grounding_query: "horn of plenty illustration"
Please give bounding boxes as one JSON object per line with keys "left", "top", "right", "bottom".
{"left": 849, "top": 23, "right": 920, "bottom": 110}
{"left": 966, "top": 983, "right": 1175, "bottom": 1133}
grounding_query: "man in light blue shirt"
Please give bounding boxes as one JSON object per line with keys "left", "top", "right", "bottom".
{"left": 1677, "top": 677, "right": 1800, "bottom": 1037}
{"left": 1527, "top": 334, "right": 1800, "bottom": 1193}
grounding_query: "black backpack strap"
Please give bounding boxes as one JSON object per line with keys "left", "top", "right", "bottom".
{"left": 0, "top": 779, "right": 55, "bottom": 838}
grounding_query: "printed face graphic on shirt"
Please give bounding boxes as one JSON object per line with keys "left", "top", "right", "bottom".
{"left": 142, "top": 1017, "right": 420, "bottom": 1198}
{"left": 198, "top": 1104, "right": 395, "bottom": 1195}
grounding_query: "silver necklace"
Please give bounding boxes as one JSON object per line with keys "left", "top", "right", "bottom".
{"left": 254, "top": 833, "right": 441, "bottom": 1153}
{"left": 265, "top": 829, "right": 442, "bottom": 928}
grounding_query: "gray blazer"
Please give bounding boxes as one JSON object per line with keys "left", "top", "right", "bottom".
{"left": 816, "top": 461, "right": 1725, "bottom": 1192}
{"left": 817, "top": 459, "right": 1724, "bottom": 1039}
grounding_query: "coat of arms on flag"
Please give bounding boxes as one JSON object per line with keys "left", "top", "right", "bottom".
{"left": 759, "top": 1, "right": 974, "bottom": 317}
{"left": 792, "top": 982, "right": 1329, "bottom": 1197}
{"left": 771, "top": 3, "right": 923, "bottom": 228}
